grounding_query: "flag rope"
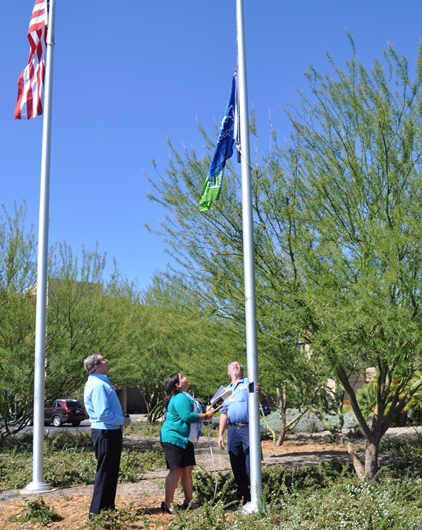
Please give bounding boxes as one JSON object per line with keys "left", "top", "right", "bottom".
{"left": 236, "top": 142, "right": 254, "bottom": 171}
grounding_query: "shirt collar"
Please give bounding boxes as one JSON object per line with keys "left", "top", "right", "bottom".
{"left": 229, "top": 376, "right": 245, "bottom": 389}
{"left": 90, "top": 373, "right": 110, "bottom": 383}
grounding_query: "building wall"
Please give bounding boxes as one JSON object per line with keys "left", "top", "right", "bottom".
{"left": 117, "top": 387, "right": 147, "bottom": 414}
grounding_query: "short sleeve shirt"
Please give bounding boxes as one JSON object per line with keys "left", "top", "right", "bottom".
{"left": 220, "top": 377, "right": 249, "bottom": 424}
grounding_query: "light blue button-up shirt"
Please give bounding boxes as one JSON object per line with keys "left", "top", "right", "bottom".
{"left": 84, "top": 374, "right": 124, "bottom": 430}
{"left": 220, "top": 377, "right": 249, "bottom": 424}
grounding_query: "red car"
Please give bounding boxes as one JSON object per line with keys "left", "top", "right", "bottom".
{"left": 29, "top": 399, "right": 86, "bottom": 427}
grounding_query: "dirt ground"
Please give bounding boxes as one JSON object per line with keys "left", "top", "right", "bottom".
{"left": 0, "top": 431, "right": 351, "bottom": 530}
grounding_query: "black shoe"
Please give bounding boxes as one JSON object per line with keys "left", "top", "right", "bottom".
{"left": 161, "top": 501, "right": 173, "bottom": 514}
{"left": 183, "top": 500, "right": 199, "bottom": 510}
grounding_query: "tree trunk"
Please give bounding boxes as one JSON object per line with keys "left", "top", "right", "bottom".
{"left": 276, "top": 426, "right": 286, "bottom": 447}
{"left": 339, "top": 433, "right": 366, "bottom": 480}
{"left": 275, "top": 387, "right": 287, "bottom": 447}
{"left": 275, "top": 386, "right": 310, "bottom": 446}
{"left": 364, "top": 423, "right": 382, "bottom": 480}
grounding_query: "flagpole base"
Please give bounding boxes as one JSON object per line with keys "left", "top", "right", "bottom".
{"left": 241, "top": 501, "right": 268, "bottom": 515}
{"left": 241, "top": 501, "right": 258, "bottom": 514}
{"left": 23, "top": 481, "right": 53, "bottom": 493}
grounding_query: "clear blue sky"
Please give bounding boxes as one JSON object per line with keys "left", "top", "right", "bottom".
{"left": 2, "top": 1, "right": 421, "bottom": 289}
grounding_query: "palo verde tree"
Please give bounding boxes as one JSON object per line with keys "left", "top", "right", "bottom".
{"left": 142, "top": 273, "right": 245, "bottom": 399}
{"left": 145, "top": 108, "right": 328, "bottom": 436}
{"left": 0, "top": 208, "right": 134, "bottom": 444}
{"left": 0, "top": 203, "right": 37, "bottom": 444}
{"left": 281, "top": 39, "right": 422, "bottom": 479}
{"left": 147, "top": 39, "right": 422, "bottom": 480}
{"left": 111, "top": 273, "right": 242, "bottom": 421}
{"left": 43, "top": 242, "right": 130, "bottom": 401}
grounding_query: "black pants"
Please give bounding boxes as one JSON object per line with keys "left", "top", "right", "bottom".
{"left": 89, "top": 428, "right": 123, "bottom": 517}
{"left": 228, "top": 426, "right": 250, "bottom": 502}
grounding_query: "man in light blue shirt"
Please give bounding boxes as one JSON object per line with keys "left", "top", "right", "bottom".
{"left": 218, "top": 361, "right": 264, "bottom": 502}
{"left": 84, "top": 353, "right": 131, "bottom": 517}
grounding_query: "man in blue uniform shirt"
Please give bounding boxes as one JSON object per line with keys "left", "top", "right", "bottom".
{"left": 217, "top": 361, "right": 264, "bottom": 502}
{"left": 84, "top": 353, "right": 131, "bottom": 517}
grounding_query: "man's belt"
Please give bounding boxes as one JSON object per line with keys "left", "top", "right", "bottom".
{"left": 228, "top": 423, "right": 248, "bottom": 428}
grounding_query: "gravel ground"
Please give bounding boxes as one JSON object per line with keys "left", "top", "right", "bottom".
{"left": 0, "top": 425, "right": 420, "bottom": 529}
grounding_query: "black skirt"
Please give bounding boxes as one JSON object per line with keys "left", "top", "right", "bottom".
{"left": 161, "top": 441, "right": 196, "bottom": 469}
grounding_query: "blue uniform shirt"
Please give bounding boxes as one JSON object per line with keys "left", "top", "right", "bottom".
{"left": 220, "top": 377, "right": 249, "bottom": 424}
{"left": 84, "top": 374, "right": 124, "bottom": 430}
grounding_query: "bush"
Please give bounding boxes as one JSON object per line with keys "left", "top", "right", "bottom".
{"left": 8, "top": 497, "right": 63, "bottom": 526}
{"left": 380, "top": 433, "right": 422, "bottom": 478}
{"left": 261, "top": 460, "right": 354, "bottom": 496}
{"left": 119, "top": 448, "right": 166, "bottom": 482}
{"left": 193, "top": 471, "right": 238, "bottom": 505}
{"left": 80, "top": 505, "right": 139, "bottom": 530}
{"left": 44, "top": 430, "right": 93, "bottom": 452}
{"left": 160, "top": 476, "right": 422, "bottom": 530}
{"left": 262, "top": 409, "right": 361, "bottom": 435}
{"left": 274, "top": 478, "right": 422, "bottom": 530}
{"left": 0, "top": 431, "right": 34, "bottom": 454}
{"left": 0, "top": 430, "right": 166, "bottom": 490}
{"left": 127, "top": 422, "right": 162, "bottom": 437}
{"left": 170, "top": 501, "right": 233, "bottom": 530}
{"left": 175, "top": 476, "right": 422, "bottom": 530}
{"left": 192, "top": 459, "right": 354, "bottom": 506}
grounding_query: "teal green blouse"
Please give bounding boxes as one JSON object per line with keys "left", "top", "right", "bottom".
{"left": 160, "top": 392, "right": 200, "bottom": 448}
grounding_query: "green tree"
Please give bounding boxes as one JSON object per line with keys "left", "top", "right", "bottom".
{"left": 0, "top": 212, "right": 134, "bottom": 444}
{"left": 146, "top": 41, "right": 422, "bottom": 479}
{"left": 111, "top": 273, "right": 242, "bottom": 421}
{"left": 43, "top": 242, "right": 129, "bottom": 400}
{"left": 145, "top": 114, "right": 327, "bottom": 439}
{"left": 0, "top": 203, "right": 37, "bottom": 443}
{"left": 280, "top": 41, "right": 422, "bottom": 479}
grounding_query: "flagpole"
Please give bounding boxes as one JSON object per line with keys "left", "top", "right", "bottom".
{"left": 25, "top": 0, "right": 56, "bottom": 493}
{"left": 236, "top": 0, "right": 262, "bottom": 513}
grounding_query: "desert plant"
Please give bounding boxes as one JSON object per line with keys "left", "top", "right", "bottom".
{"left": 79, "top": 505, "right": 138, "bottom": 530}
{"left": 8, "top": 497, "right": 63, "bottom": 526}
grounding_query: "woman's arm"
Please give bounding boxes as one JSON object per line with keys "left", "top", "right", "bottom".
{"left": 176, "top": 394, "right": 215, "bottom": 423}
{"left": 199, "top": 406, "right": 216, "bottom": 422}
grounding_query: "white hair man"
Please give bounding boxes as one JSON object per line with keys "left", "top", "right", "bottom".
{"left": 217, "top": 361, "right": 264, "bottom": 502}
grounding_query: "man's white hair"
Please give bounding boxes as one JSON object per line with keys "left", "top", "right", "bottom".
{"left": 227, "top": 361, "right": 244, "bottom": 373}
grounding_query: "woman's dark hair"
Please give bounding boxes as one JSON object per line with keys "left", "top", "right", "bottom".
{"left": 163, "top": 372, "right": 180, "bottom": 410}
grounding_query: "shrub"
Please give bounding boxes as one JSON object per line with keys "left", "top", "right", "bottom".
{"left": 262, "top": 409, "right": 362, "bottom": 435}
{"left": 127, "top": 422, "right": 162, "bottom": 437}
{"left": 80, "top": 504, "right": 139, "bottom": 530}
{"left": 275, "top": 478, "right": 422, "bottom": 530}
{"left": 193, "top": 459, "right": 354, "bottom": 506}
{"left": 161, "top": 477, "right": 422, "bottom": 530}
{"left": 8, "top": 497, "right": 63, "bottom": 526}
{"left": 44, "top": 430, "right": 93, "bottom": 453}
{"left": 0, "top": 432, "right": 34, "bottom": 454}
{"left": 261, "top": 460, "right": 354, "bottom": 496}
{"left": 119, "top": 448, "right": 166, "bottom": 482}
{"left": 0, "top": 430, "right": 166, "bottom": 490}
{"left": 380, "top": 433, "right": 422, "bottom": 478}
{"left": 171, "top": 501, "right": 232, "bottom": 530}
{"left": 193, "top": 471, "right": 238, "bottom": 505}
{"left": 175, "top": 477, "right": 422, "bottom": 530}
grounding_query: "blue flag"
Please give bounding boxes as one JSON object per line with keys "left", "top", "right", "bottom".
{"left": 198, "top": 75, "right": 238, "bottom": 212}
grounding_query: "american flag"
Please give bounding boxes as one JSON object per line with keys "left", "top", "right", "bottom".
{"left": 14, "top": 0, "right": 48, "bottom": 120}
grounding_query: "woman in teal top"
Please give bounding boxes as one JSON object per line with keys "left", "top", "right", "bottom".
{"left": 160, "top": 373, "right": 216, "bottom": 513}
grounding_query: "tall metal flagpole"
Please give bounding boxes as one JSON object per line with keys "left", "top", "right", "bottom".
{"left": 25, "top": 0, "right": 56, "bottom": 493}
{"left": 236, "top": 0, "right": 262, "bottom": 513}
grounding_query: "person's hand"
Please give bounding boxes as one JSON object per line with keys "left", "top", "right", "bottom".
{"left": 256, "top": 383, "right": 264, "bottom": 400}
{"left": 217, "top": 434, "right": 225, "bottom": 450}
{"left": 206, "top": 407, "right": 216, "bottom": 417}
{"left": 123, "top": 416, "right": 131, "bottom": 428}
